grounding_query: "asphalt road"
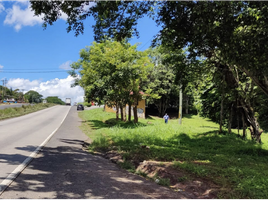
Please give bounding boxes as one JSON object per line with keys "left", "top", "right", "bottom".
{"left": 0, "top": 106, "right": 186, "bottom": 199}
{"left": 0, "top": 105, "right": 71, "bottom": 193}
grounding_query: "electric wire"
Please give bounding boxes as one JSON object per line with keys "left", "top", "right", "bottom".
{"left": 0, "top": 71, "right": 68, "bottom": 73}
{"left": 0, "top": 68, "right": 69, "bottom": 73}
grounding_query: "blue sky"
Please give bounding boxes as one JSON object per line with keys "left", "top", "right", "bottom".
{"left": 0, "top": 1, "right": 160, "bottom": 103}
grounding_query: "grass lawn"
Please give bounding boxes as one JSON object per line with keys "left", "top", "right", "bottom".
{"left": 79, "top": 108, "right": 268, "bottom": 199}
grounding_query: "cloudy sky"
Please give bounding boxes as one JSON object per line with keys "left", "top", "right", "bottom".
{"left": 0, "top": 1, "right": 159, "bottom": 103}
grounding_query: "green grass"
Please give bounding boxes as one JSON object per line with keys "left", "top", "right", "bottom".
{"left": 0, "top": 103, "right": 55, "bottom": 120}
{"left": 79, "top": 108, "right": 268, "bottom": 199}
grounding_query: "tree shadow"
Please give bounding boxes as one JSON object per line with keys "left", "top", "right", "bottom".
{"left": 84, "top": 118, "right": 150, "bottom": 130}
{"left": 0, "top": 143, "right": 180, "bottom": 199}
{"left": 182, "top": 114, "right": 195, "bottom": 119}
{"left": 145, "top": 115, "right": 155, "bottom": 120}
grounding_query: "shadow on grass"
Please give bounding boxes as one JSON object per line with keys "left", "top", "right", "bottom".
{"left": 199, "top": 126, "right": 219, "bottom": 129}
{"left": 90, "top": 129, "right": 268, "bottom": 198}
{"left": 145, "top": 115, "right": 155, "bottom": 120}
{"left": 182, "top": 114, "right": 195, "bottom": 119}
{"left": 84, "top": 118, "right": 151, "bottom": 130}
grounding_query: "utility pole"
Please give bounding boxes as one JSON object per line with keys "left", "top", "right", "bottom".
{"left": 4, "top": 78, "right": 7, "bottom": 97}
{"left": 178, "top": 85, "right": 183, "bottom": 125}
{"left": 1, "top": 80, "right": 4, "bottom": 101}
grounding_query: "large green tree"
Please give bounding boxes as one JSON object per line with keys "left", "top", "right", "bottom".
{"left": 46, "top": 96, "right": 65, "bottom": 105}
{"left": 24, "top": 90, "right": 43, "bottom": 103}
{"left": 29, "top": 1, "right": 268, "bottom": 96}
{"left": 70, "top": 40, "right": 152, "bottom": 123}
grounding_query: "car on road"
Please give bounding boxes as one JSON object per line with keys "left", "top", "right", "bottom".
{"left": 77, "top": 104, "right": 84, "bottom": 111}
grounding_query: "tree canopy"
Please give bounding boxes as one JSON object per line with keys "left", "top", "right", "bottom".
{"left": 24, "top": 90, "right": 43, "bottom": 103}
{"left": 30, "top": 1, "right": 268, "bottom": 143}
{"left": 45, "top": 96, "right": 65, "bottom": 105}
{"left": 70, "top": 40, "right": 153, "bottom": 122}
{"left": 30, "top": 1, "right": 268, "bottom": 96}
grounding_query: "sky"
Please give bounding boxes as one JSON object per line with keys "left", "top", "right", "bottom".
{"left": 0, "top": 1, "right": 160, "bottom": 103}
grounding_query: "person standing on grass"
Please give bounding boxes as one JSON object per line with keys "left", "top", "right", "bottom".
{"left": 163, "top": 113, "right": 169, "bottom": 124}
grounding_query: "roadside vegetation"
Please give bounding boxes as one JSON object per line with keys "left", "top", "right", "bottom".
{"left": 79, "top": 108, "right": 268, "bottom": 199}
{"left": 31, "top": 2, "right": 268, "bottom": 198}
{"left": 0, "top": 103, "right": 55, "bottom": 120}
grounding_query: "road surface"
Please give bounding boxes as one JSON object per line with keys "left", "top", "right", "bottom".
{"left": 0, "top": 106, "right": 186, "bottom": 199}
{"left": 0, "top": 105, "right": 71, "bottom": 193}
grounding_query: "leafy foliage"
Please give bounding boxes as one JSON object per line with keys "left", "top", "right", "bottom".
{"left": 45, "top": 96, "right": 65, "bottom": 105}
{"left": 24, "top": 90, "right": 43, "bottom": 103}
{"left": 70, "top": 40, "right": 153, "bottom": 122}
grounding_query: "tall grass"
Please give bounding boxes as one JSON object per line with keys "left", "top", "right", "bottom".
{"left": 0, "top": 103, "right": 55, "bottom": 120}
{"left": 79, "top": 108, "right": 268, "bottom": 199}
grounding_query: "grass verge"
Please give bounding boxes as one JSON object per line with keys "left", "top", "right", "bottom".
{"left": 0, "top": 103, "right": 56, "bottom": 120}
{"left": 79, "top": 108, "right": 268, "bottom": 199}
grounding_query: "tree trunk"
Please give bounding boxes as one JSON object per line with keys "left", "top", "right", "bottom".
{"left": 185, "top": 95, "right": 189, "bottom": 114}
{"left": 228, "top": 104, "right": 233, "bottom": 134}
{"left": 116, "top": 103, "right": 119, "bottom": 120}
{"left": 123, "top": 106, "right": 126, "bottom": 122}
{"left": 237, "top": 104, "right": 240, "bottom": 136}
{"left": 239, "top": 98, "right": 262, "bottom": 143}
{"left": 242, "top": 111, "right": 246, "bottom": 139}
{"left": 241, "top": 67, "right": 268, "bottom": 97}
{"left": 178, "top": 86, "right": 182, "bottom": 125}
{"left": 156, "top": 97, "right": 169, "bottom": 117}
{"left": 133, "top": 105, "right": 138, "bottom": 123}
{"left": 119, "top": 104, "right": 126, "bottom": 121}
{"left": 128, "top": 103, "right": 132, "bottom": 122}
{"left": 219, "top": 92, "right": 224, "bottom": 133}
{"left": 133, "top": 97, "right": 138, "bottom": 123}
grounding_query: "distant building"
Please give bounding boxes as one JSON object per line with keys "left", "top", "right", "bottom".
{"left": 4, "top": 98, "right": 17, "bottom": 103}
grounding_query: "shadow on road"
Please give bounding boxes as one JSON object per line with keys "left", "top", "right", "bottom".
{"left": 1, "top": 142, "right": 182, "bottom": 199}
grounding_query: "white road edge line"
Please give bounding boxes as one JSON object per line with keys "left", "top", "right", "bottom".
{"left": 0, "top": 106, "right": 72, "bottom": 195}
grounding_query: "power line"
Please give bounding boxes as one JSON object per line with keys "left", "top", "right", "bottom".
{"left": 138, "top": 36, "right": 154, "bottom": 51}
{"left": 2, "top": 68, "right": 67, "bottom": 70}
{"left": 0, "top": 71, "right": 68, "bottom": 73}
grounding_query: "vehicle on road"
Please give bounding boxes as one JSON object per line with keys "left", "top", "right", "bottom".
{"left": 77, "top": 104, "right": 84, "bottom": 111}
{"left": 65, "top": 98, "right": 71, "bottom": 106}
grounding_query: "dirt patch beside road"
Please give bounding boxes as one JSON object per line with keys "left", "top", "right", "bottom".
{"left": 96, "top": 149, "right": 222, "bottom": 199}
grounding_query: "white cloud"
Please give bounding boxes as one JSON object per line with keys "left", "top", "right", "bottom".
{"left": 4, "top": 2, "right": 43, "bottom": 31}
{"left": 3, "top": 1, "right": 68, "bottom": 31}
{"left": 59, "top": 10, "right": 68, "bottom": 21}
{"left": 6, "top": 76, "right": 84, "bottom": 103}
{"left": 59, "top": 61, "right": 72, "bottom": 70}
{"left": 0, "top": 64, "right": 3, "bottom": 69}
{"left": 0, "top": 2, "right": 5, "bottom": 13}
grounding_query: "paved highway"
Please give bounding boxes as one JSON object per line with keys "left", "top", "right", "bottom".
{"left": 0, "top": 105, "right": 71, "bottom": 192}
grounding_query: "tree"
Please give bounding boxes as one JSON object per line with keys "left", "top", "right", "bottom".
{"left": 29, "top": 1, "right": 268, "bottom": 98}
{"left": 30, "top": 1, "right": 268, "bottom": 141}
{"left": 146, "top": 47, "right": 178, "bottom": 117}
{"left": 30, "top": 1, "right": 154, "bottom": 42}
{"left": 46, "top": 96, "right": 65, "bottom": 105}
{"left": 24, "top": 90, "right": 43, "bottom": 103}
{"left": 70, "top": 40, "right": 152, "bottom": 123}
{"left": 155, "top": 1, "right": 268, "bottom": 97}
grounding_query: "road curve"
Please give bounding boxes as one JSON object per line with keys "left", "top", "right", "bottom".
{"left": 0, "top": 105, "right": 71, "bottom": 193}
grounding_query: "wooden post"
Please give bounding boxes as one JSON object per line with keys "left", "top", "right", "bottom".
{"left": 178, "top": 86, "right": 182, "bottom": 125}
